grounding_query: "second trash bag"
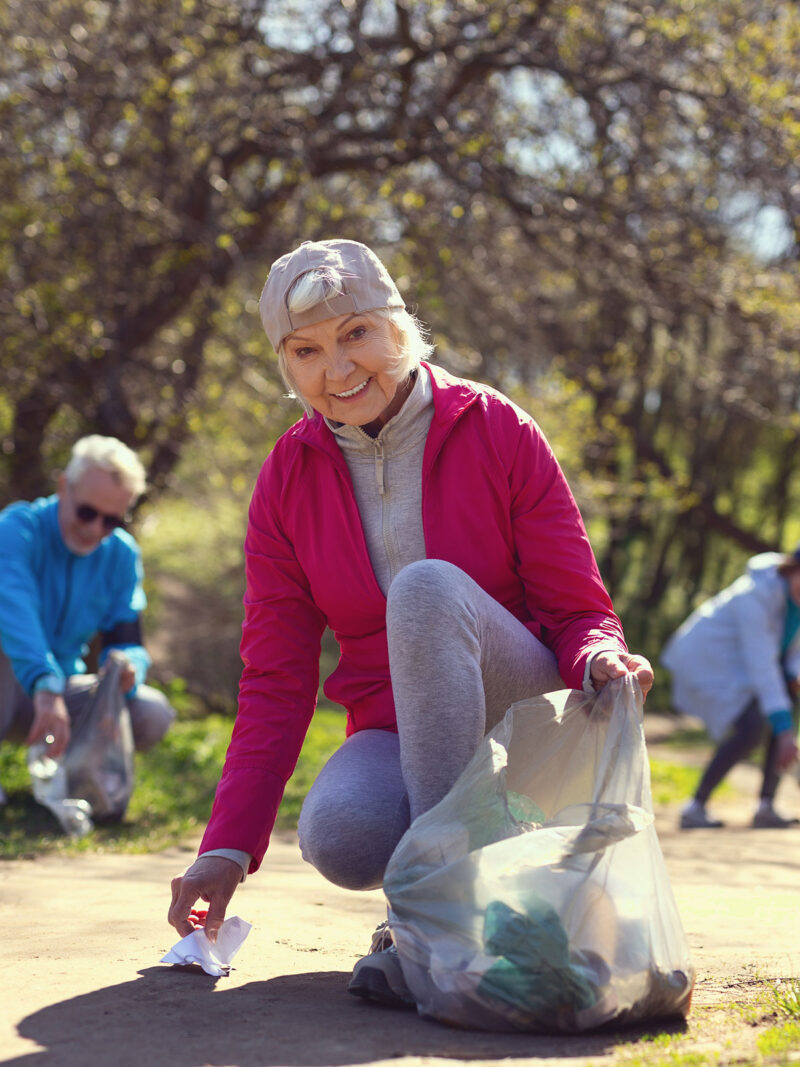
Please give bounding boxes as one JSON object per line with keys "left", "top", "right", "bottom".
{"left": 383, "top": 675, "right": 694, "bottom": 1033}
{"left": 28, "top": 650, "right": 135, "bottom": 836}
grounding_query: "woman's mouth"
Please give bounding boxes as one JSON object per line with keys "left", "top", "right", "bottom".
{"left": 333, "top": 378, "right": 370, "bottom": 400}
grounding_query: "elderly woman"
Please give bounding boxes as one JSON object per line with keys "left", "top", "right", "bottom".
{"left": 168, "top": 239, "right": 653, "bottom": 1007}
{"left": 663, "top": 550, "right": 800, "bottom": 830}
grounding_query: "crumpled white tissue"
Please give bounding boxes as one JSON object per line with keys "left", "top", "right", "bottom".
{"left": 161, "top": 915, "right": 252, "bottom": 976}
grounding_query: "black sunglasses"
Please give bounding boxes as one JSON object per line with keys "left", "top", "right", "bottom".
{"left": 74, "top": 503, "right": 127, "bottom": 531}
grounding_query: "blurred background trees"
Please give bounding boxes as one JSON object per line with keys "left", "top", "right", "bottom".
{"left": 2, "top": 0, "right": 799, "bottom": 707}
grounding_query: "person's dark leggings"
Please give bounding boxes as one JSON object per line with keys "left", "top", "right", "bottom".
{"left": 694, "top": 700, "right": 779, "bottom": 804}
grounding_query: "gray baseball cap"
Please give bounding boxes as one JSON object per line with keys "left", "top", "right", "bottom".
{"left": 258, "top": 239, "right": 405, "bottom": 350}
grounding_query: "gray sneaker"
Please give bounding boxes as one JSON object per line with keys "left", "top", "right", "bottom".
{"left": 347, "top": 922, "right": 416, "bottom": 1009}
{"left": 679, "top": 805, "right": 724, "bottom": 829}
{"left": 752, "top": 807, "right": 800, "bottom": 829}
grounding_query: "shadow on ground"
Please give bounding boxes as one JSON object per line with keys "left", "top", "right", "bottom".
{"left": 8, "top": 966, "right": 686, "bottom": 1067}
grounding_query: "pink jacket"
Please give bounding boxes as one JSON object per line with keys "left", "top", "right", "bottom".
{"left": 200, "top": 363, "right": 626, "bottom": 870}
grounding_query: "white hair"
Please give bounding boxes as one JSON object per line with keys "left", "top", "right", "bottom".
{"left": 287, "top": 267, "right": 346, "bottom": 315}
{"left": 276, "top": 267, "right": 434, "bottom": 412}
{"left": 64, "top": 435, "right": 147, "bottom": 500}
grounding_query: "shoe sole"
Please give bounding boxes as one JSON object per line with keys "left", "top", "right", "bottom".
{"left": 347, "top": 965, "right": 416, "bottom": 1009}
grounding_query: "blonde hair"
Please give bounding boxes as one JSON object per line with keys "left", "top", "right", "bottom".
{"left": 276, "top": 267, "right": 434, "bottom": 412}
{"left": 64, "top": 435, "right": 146, "bottom": 500}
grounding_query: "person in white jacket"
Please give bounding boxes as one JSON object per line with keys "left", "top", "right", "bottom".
{"left": 662, "top": 550, "right": 800, "bottom": 829}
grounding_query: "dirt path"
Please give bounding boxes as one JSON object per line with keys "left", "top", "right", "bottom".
{"left": 1, "top": 733, "right": 799, "bottom": 1067}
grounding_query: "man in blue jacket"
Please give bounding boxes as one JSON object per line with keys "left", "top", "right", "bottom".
{"left": 0, "top": 435, "right": 175, "bottom": 780}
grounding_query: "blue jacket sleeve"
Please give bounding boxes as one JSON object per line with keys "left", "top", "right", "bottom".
{"left": 0, "top": 507, "right": 64, "bottom": 693}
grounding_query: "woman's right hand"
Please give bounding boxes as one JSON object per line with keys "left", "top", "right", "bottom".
{"left": 168, "top": 855, "right": 243, "bottom": 942}
{"left": 28, "top": 691, "right": 71, "bottom": 758}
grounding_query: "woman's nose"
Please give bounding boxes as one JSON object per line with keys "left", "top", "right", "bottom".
{"left": 326, "top": 344, "right": 354, "bottom": 379}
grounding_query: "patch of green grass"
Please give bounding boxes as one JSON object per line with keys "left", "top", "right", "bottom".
{"left": 756, "top": 1019, "right": 800, "bottom": 1058}
{"left": 622, "top": 1049, "right": 718, "bottom": 1066}
{"left": 742, "top": 989, "right": 778, "bottom": 1026}
{"left": 0, "top": 705, "right": 346, "bottom": 860}
{"left": 771, "top": 978, "right": 800, "bottom": 1019}
{"left": 648, "top": 758, "right": 735, "bottom": 807}
{"left": 620, "top": 977, "right": 800, "bottom": 1067}
{"left": 638, "top": 1032, "right": 678, "bottom": 1048}
{"left": 274, "top": 700, "right": 346, "bottom": 827}
{"left": 624, "top": 1031, "right": 680, "bottom": 1059}
{"left": 648, "top": 759, "right": 702, "bottom": 806}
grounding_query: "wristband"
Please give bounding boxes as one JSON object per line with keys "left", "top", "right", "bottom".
{"left": 767, "top": 709, "right": 793, "bottom": 735}
{"left": 33, "top": 672, "right": 65, "bottom": 696}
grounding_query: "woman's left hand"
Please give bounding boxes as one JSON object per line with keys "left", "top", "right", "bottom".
{"left": 590, "top": 652, "right": 654, "bottom": 700}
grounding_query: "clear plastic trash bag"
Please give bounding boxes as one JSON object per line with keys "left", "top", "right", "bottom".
{"left": 27, "top": 651, "right": 135, "bottom": 837}
{"left": 383, "top": 675, "right": 695, "bottom": 1033}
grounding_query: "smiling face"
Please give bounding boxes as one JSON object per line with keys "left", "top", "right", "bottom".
{"left": 282, "top": 312, "right": 412, "bottom": 431}
{"left": 57, "top": 467, "right": 135, "bottom": 556}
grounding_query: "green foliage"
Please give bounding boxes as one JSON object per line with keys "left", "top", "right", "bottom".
{"left": 771, "top": 979, "right": 800, "bottom": 1020}
{"left": 147, "top": 676, "right": 204, "bottom": 721}
{"left": 647, "top": 754, "right": 735, "bottom": 807}
{"left": 756, "top": 1019, "right": 800, "bottom": 1059}
{"left": 648, "top": 759, "right": 702, "bottom": 807}
{"left": 0, "top": 706, "right": 346, "bottom": 860}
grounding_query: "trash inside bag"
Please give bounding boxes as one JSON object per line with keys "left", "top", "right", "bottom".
{"left": 383, "top": 675, "right": 695, "bottom": 1032}
{"left": 28, "top": 651, "right": 135, "bottom": 837}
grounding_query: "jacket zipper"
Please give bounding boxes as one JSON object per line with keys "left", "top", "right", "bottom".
{"left": 375, "top": 437, "right": 403, "bottom": 585}
{"left": 374, "top": 439, "right": 386, "bottom": 496}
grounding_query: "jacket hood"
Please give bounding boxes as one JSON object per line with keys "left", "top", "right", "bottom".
{"left": 746, "top": 551, "right": 787, "bottom": 577}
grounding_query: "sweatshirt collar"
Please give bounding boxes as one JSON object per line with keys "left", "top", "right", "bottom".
{"left": 327, "top": 367, "right": 432, "bottom": 451}
{"left": 291, "top": 362, "right": 477, "bottom": 453}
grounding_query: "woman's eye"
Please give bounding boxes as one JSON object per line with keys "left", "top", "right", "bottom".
{"left": 347, "top": 325, "right": 367, "bottom": 341}
{"left": 292, "top": 346, "right": 313, "bottom": 358}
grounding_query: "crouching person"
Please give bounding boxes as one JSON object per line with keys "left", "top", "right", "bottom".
{"left": 0, "top": 435, "right": 176, "bottom": 800}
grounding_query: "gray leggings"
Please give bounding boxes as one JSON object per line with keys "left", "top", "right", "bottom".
{"left": 297, "top": 560, "right": 563, "bottom": 890}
